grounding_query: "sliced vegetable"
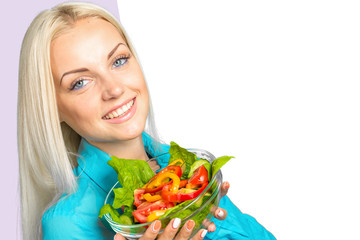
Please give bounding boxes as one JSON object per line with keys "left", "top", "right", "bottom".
{"left": 188, "top": 159, "right": 211, "bottom": 180}
{"left": 143, "top": 193, "right": 162, "bottom": 202}
{"left": 161, "top": 182, "right": 209, "bottom": 202}
{"left": 147, "top": 209, "right": 168, "bottom": 222}
{"left": 134, "top": 189, "right": 146, "bottom": 207}
{"left": 132, "top": 200, "right": 174, "bottom": 223}
{"left": 144, "top": 165, "right": 181, "bottom": 193}
{"left": 186, "top": 165, "right": 208, "bottom": 189}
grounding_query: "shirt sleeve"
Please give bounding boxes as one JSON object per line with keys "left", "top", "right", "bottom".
{"left": 204, "top": 196, "right": 277, "bottom": 240}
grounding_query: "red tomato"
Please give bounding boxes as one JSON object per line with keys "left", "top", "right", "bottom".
{"left": 188, "top": 165, "right": 208, "bottom": 187}
{"left": 134, "top": 189, "right": 145, "bottom": 207}
{"left": 132, "top": 200, "right": 175, "bottom": 223}
{"left": 144, "top": 165, "right": 182, "bottom": 193}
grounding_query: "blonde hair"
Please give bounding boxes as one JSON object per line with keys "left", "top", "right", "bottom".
{"left": 18, "top": 2, "right": 159, "bottom": 239}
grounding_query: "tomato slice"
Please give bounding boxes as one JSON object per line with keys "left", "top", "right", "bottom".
{"left": 144, "top": 165, "right": 182, "bottom": 193}
{"left": 134, "top": 188, "right": 146, "bottom": 207}
{"left": 187, "top": 165, "right": 208, "bottom": 189}
{"left": 132, "top": 200, "right": 175, "bottom": 223}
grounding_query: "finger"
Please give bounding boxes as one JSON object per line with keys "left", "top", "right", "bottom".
{"left": 201, "top": 219, "right": 216, "bottom": 232}
{"left": 190, "top": 229, "right": 208, "bottom": 240}
{"left": 214, "top": 207, "right": 227, "bottom": 220}
{"left": 139, "top": 220, "right": 161, "bottom": 240}
{"left": 207, "top": 223, "right": 216, "bottom": 233}
{"left": 174, "top": 220, "right": 195, "bottom": 240}
{"left": 220, "top": 181, "right": 230, "bottom": 197}
{"left": 157, "top": 218, "right": 181, "bottom": 240}
{"left": 114, "top": 233, "right": 126, "bottom": 240}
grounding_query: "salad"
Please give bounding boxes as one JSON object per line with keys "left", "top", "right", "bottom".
{"left": 99, "top": 142, "right": 233, "bottom": 226}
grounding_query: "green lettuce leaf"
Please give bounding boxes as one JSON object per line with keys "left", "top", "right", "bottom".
{"left": 211, "top": 156, "right": 234, "bottom": 177}
{"left": 169, "top": 141, "right": 197, "bottom": 179}
{"left": 108, "top": 156, "right": 155, "bottom": 190}
{"left": 106, "top": 156, "right": 154, "bottom": 210}
{"left": 99, "top": 204, "right": 121, "bottom": 221}
{"left": 99, "top": 156, "right": 154, "bottom": 222}
{"left": 99, "top": 204, "right": 134, "bottom": 225}
{"left": 113, "top": 187, "right": 134, "bottom": 209}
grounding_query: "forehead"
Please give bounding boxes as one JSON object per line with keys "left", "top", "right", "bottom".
{"left": 52, "top": 17, "right": 124, "bottom": 47}
{"left": 50, "top": 18, "right": 126, "bottom": 76}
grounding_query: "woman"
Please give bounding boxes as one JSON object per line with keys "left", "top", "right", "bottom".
{"left": 18, "top": 2, "right": 276, "bottom": 240}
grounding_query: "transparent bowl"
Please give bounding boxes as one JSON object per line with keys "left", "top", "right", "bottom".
{"left": 103, "top": 149, "right": 223, "bottom": 239}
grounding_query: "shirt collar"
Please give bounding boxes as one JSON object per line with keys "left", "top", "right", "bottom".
{"left": 76, "top": 132, "right": 170, "bottom": 193}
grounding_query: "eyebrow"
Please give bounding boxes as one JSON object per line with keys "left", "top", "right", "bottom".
{"left": 108, "top": 42, "right": 124, "bottom": 60}
{"left": 59, "top": 42, "right": 124, "bottom": 85}
{"left": 60, "top": 68, "right": 89, "bottom": 85}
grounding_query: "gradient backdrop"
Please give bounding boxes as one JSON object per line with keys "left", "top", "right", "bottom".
{"left": 1, "top": 1, "right": 360, "bottom": 239}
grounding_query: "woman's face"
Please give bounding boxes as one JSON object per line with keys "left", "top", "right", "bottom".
{"left": 51, "top": 18, "right": 149, "bottom": 144}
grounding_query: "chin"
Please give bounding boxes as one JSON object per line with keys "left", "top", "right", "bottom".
{"left": 120, "top": 122, "right": 146, "bottom": 141}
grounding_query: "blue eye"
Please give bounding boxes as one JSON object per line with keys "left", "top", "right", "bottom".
{"left": 112, "top": 55, "right": 129, "bottom": 68}
{"left": 70, "top": 79, "right": 90, "bottom": 90}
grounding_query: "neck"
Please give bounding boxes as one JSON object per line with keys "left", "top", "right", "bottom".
{"left": 88, "top": 135, "right": 149, "bottom": 160}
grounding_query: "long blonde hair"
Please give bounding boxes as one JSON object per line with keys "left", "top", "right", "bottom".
{"left": 18, "top": 2, "right": 158, "bottom": 239}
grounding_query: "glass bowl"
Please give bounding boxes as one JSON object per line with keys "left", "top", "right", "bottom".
{"left": 103, "top": 149, "right": 223, "bottom": 239}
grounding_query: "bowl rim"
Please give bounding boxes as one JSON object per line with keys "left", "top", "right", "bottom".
{"left": 104, "top": 148, "right": 223, "bottom": 228}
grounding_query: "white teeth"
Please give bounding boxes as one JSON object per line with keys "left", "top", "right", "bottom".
{"left": 104, "top": 99, "right": 134, "bottom": 119}
{"left": 112, "top": 111, "right": 119, "bottom": 117}
{"left": 122, "top": 104, "right": 128, "bottom": 112}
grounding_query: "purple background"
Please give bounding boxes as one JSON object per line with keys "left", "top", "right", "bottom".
{"left": 0, "top": 1, "right": 118, "bottom": 238}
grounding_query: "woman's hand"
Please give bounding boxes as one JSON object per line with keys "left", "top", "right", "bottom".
{"left": 114, "top": 218, "right": 207, "bottom": 240}
{"left": 114, "top": 181, "right": 230, "bottom": 240}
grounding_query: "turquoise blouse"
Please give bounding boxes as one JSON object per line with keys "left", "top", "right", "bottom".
{"left": 42, "top": 133, "right": 276, "bottom": 239}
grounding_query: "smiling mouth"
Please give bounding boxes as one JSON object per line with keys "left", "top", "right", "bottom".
{"left": 102, "top": 99, "right": 134, "bottom": 120}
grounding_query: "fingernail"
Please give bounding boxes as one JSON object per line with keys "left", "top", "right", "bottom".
{"left": 217, "top": 209, "right": 224, "bottom": 218}
{"left": 152, "top": 220, "right": 161, "bottom": 233}
{"left": 113, "top": 233, "right": 120, "bottom": 240}
{"left": 201, "top": 229, "right": 208, "bottom": 238}
{"left": 172, "top": 218, "right": 181, "bottom": 229}
{"left": 185, "top": 220, "right": 195, "bottom": 232}
{"left": 225, "top": 182, "right": 230, "bottom": 189}
{"left": 209, "top": 224, "right": 216, "bottom": 232}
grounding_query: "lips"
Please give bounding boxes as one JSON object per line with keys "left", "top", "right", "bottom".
{"left": 102, "top": 99, "right": 135, "bottom": 120}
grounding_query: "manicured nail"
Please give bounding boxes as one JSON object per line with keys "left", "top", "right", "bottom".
{"left": 201, "top": 229, "right": 208, "bottom": 238}
{"left": 217, "top": 209, "right": 224, "bottom": 218}
{"left": 224, "top": 182, "right": 230, "bottom": 189}
{"left": 152, "top": 220, "right": 161, "bottom": 233}
{"left": 172, "top": 218, "right": 181, "bottom": 229}
{"left": 185, "top": 220, "right": 195, "bottom": 232}
{"left": 209, "top": 224, "right": 216, "bottom": 232}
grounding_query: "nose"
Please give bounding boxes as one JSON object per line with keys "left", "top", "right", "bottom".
{"left": 101, "top": 76, "right": 124, "bottom": 101}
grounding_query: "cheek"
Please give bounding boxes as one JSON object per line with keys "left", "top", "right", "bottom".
{"left": 57, "top": 95, "right": 93, "bottom": 124}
